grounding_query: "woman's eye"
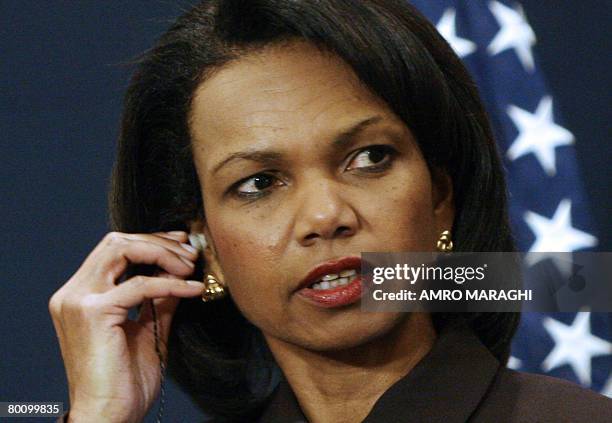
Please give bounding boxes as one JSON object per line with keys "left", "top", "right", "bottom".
{"left": 233, "top": 173, "right": 278, "bottom": 199}
{"left": 231, "top": 146, "right": 396, "bottom": 200}
{"left": 347, "top": 145, "right": 396, "bottom": 172}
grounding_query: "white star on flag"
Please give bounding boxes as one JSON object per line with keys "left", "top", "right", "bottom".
{"left": 542, "top": 312, "right": 612, "bottom": 386}
{"left": 436, "top": 8, "right": 476, "bottom": 58}
{"left": 507, "top": 356, "right": 523, "bottom": 370}
{"left": 524, "top": 199, "right": 598, "bottom": 274}
{"left": 506, "top": 96, "right": 574, "bottom": 176}
{"left": 487, "top": 1, "right": 536, "bottom": 72}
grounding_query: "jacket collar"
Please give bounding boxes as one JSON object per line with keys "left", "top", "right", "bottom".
{"left": 258, "top": 319, "right": 500, "bottom": 423}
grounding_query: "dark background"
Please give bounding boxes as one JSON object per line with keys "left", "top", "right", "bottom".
{"left": 1, "top": 1, "right": 609, "bottom": 421}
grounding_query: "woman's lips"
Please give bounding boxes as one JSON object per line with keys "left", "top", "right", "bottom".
{"left": 296, "top": 256, "right": 362, "bottom": 290}
{"left": 297, "top": 274, "right": 366, "bottom": 308}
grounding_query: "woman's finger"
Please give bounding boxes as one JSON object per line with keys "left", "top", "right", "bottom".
{"left": 73, "top": 233, "right": 197, "bottom": 292}
{"left": 151, "top": 231, "right": 190, "bottom": 243}
{"left": 104, "top": 274, "right": 205, "bottom": 310}
{"left": 120, "top": 232, "right": 199, "bottom": 261}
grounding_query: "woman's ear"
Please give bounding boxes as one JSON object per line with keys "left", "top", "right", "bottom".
{"left": 188, "top": 219, "right": 227, "bottom": 287}
{"left": 430, "top": 166, "right": 455, "bottom": 236}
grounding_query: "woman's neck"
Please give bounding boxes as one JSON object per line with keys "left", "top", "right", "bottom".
{"left": 264, "top": 312, "right": 436, "bottom": 423}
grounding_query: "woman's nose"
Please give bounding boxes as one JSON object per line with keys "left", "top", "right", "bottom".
{"left": 293, "top": 178, "right": 359, "bottom": 246}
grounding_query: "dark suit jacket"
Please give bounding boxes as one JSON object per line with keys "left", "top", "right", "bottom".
{"left": 255, "top": 320, "right": 611, "bottom": 423}
{"left": 58, "top": 319, "right": 612, "bottom": 422}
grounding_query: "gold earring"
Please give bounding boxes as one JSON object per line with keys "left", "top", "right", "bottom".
{"left": 436, "top": 230, "right": 454, "bottom": 252}
{"left": 201, "top": 274, "right": 227, "bottom": 302}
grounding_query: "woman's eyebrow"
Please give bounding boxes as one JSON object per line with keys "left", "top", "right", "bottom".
{"left": 211, "top": 115, "right": 383, "bottom": 175}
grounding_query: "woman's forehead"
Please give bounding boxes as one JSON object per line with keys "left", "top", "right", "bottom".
{"left": 189, "top": 42, "right": 398, "bottom": 163}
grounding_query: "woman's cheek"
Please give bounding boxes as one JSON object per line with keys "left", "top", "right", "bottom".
{"left": 211, "top": 221, "right": 282, "bottom": 292}
{"left": 366, "top": 179, "right": 435, "bottom": 249}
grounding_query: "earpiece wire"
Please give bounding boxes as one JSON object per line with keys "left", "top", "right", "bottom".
{"left": 151, "top": 299, "right": 166, "bottom": 422}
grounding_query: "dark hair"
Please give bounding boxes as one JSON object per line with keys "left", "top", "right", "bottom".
{"left": 108, "top": 0, "right": 520, "bottom": 420}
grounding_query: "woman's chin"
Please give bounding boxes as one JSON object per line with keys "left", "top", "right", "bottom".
{"left": 268, "top": 312, "right": 409, "bottom": 353}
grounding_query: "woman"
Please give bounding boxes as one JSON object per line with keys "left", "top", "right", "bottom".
{"left": 49, "top": 1, "right": 611, "bottom": 422}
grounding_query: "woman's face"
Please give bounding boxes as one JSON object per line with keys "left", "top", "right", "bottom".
{"left": 189, "top": 41, "right": 454, "bottom": 351}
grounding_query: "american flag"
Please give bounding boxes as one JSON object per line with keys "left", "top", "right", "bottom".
{"left": 412, "top": 0, "right": 612, "bottom": 397}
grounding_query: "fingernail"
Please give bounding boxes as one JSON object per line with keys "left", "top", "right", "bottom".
{"left": 168, "top": 230, "right": 186, "bottom": 235}
{"left": 185, "top": 280, "right": 205, "bottom": 287}
{"left": 181, "top": 243, "right": 198, "bottom": 254}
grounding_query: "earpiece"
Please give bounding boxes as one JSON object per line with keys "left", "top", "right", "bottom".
{"left": 188, "top": 232, "right": 208, "bottom": 251}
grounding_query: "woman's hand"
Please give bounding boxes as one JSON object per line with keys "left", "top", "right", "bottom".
{"left": 48, "top": 231, "right": 204, "bottom": 423}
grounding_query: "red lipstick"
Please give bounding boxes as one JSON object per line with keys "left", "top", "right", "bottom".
{"left": 296, "top": 256, "right": 365, "bottom": 308}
